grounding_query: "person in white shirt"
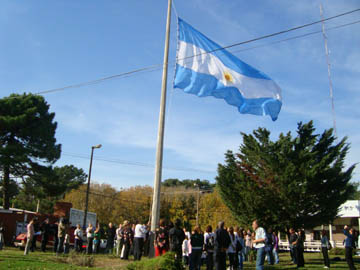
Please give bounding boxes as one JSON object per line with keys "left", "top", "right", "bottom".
{"left": 24, "top": 219, "right": 35, "bottom": 255}
{"left": 182, "top": 235, "right": 190, "bottom": 266}
{"left": 133, "top": 221, "right": 148, "bottom": 261}
{"left": 252, "top": 220, "right": 266, "bottom": 270}
{"left": 86, "top": 223, "right": 94, "bottom": 254}
{"left": 204, "top": 225, "right": 215, "bottom": 270}
{"left": 115, "top": 225, "right": 122, "bottom": 256}
{"left": 64, "top": 233, "right": 70, "bottom": 254}
{"left": 74, "top": 224, "right": 83, "bottom": 252}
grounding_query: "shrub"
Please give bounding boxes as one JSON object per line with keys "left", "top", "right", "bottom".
{"left": 53, "top": 250, "right": 95, "bottom": 267}
{"left": 329, "top": 247, "right": 345, "bottom": 256}
{"left": 127, "top": 252, "right": 184, "bottom": 270}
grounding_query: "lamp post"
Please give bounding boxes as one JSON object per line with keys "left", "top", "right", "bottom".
{"left": 82, "top": 144, "right": 102, "bottom": 229}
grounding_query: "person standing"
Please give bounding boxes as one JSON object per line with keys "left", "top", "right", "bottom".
{"left": 120, "top": 220, "right": 134, "bottom": 260}
{"left": 190, "top": 226, "right": 204, "bottom": 270}
{"left": 321, "top": 230, "right": 330, "bottom": 268}
{"left": 235, "top": 227, "right": 245, "bottom": 270}
{"left": 244, "top": 229, "right": 252, "bottom": 261}
{"left": 227, "top": 227, "right": 237, "bottom": 270}
{"left": 30, "top": 218, "right": 39, "bottom": 252}
{"left": 24, "top": 219, "right": 35, "bottom": 255}
{"left": 344, "top": 225, "right": 357, "bottom": 270}
{"left": 289, "top": 228, "right": 298, "bottom": 264}
{"left": 74, "top": 224, "right": 83, "bottom": 252}
{"left": 296, "top": 229, "right": 305, "bottom": 267}
{"left": 265, "top": 228, "right": 274, "bottom": 265}
{"left": 40, "top": 218, "right": 51, "bottom": 252}
{"left": 182, "top": 235, "right": 190, "bottom": 266}
{"left": 93, "top": 223, "right": 101, "bottom": 254}
{"left": 204, "top": 225, "right": 215, "bottom": 270}
{"left": 154, "top": 219, "right": 169, "bottom": 257}
{"left": 252, "top": 220, "right": 266, "bottom": 270}
{"left": 272, "top": 230, "right": 279, "bottom": 264}
{"left": 214, "top": 221, "right": 231, "bottom": 270}
{"left": 106, "top": 222, "right": 116, "bottom": 254}
{"left": 64, "top": 232, "right": 70, "bottom": 254}
{"left": 86, "top": 223, "right": 94, "bottom": 254}
{"left": 133, "top": 221, "right": 148, "bottom": 260}
{"left": 52, "top": 222, "right": 58, "bottom": 253}
{"left": 115, "top": 224, "right": 123, "bottom": 256}
{"left": 169, "top": 219, "right": 185, "bottom": 262}
{"left": 0, "top": 222, "right": 4, "bottom": 251}
{"left": 56, "top": 218, "right": 66, "bottom": 255}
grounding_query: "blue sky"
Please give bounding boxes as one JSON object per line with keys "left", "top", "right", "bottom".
{"left": 1, "top": 0, "right": 359, "bottom": 189}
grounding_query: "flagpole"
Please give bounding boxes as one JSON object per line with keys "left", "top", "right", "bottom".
{"left": 151, "top": 0, "right": 172, "bottom": 232}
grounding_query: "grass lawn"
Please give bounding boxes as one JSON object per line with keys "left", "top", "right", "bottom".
{"left": 0, "top": 247, "right": 357, "bottom": 270}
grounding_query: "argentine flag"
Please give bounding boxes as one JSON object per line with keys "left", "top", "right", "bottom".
{"left": 174, "top": 18, "right": 282, "bottom": 121}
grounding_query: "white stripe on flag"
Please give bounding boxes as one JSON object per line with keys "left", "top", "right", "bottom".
{"left": 177, "top": 40, "right": 282, "bottom": 100}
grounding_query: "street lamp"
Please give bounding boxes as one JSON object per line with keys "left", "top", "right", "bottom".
{"left": 82, "top": 144, "right": 102, "bottom": 229}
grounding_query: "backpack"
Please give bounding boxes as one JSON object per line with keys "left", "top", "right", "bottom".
{"left": 205, "top": 234, "right": 215, "bottom": 251}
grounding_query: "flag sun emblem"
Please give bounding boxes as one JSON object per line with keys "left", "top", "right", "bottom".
{"left": 223, "top": 71, "right": 234, "bottom": 84}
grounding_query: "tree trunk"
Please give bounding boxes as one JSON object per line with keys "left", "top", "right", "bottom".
{"left": 2, "top": 165, "right": 10, "bottom": 209}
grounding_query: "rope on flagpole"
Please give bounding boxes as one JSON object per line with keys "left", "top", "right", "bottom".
{"left": 164, "top": 0, "right": 180, "bottom": 131}
{"left": 172, "top": 0, "right": 179, "bottom": 19}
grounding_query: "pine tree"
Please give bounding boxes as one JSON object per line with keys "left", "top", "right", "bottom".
{"left": 0, "top": 93, "right": 61, "bottom": 209}
{"left": 217, "top": 121, "right": 356, "bottom": 230}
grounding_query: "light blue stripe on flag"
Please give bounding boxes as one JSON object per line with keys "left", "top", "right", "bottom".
{"left": 174, "top": 18, "right": 282, "bottom": 121}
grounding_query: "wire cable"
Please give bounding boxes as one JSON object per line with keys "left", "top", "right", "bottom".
{"left": 62, "top": 152, "right": 216, "bottom": 174}
{"left": 11, "top": 8, "right": 359, "bottom": 97}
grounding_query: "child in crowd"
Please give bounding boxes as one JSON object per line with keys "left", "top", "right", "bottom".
{"left": 64, "top": 233, "right": 70, "bottom": 254}
{"left": 182, "top": 235, "right": 189, "bottom": 265}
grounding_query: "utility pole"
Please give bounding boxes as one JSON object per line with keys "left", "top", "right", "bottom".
{"left": 196, "top": 185, "right": 200, "bottom": 227}
{"left": 82, "top": 144, "right": 102, "bottom": 229}
{"left": 36, "top": 199, "right": 40, "bottom": 213}
{"left": 150, "top": 0, "right": 172, "bottom": 232}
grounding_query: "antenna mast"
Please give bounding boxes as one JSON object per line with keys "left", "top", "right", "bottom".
{"left": 320, "top": 4, "right": 337, "bottom": 137}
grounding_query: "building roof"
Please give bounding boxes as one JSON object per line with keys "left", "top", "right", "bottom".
{"left": 0, "top": 207, "right": 37, "bottom": 214}
{"left": 338, "top": 200, "right": 360, "bottom": 218}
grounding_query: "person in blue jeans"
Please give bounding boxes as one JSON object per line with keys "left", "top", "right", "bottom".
{"left": 272, "top": 231, "right": 280, "bottom": 264}
{"left": 252, "top": 220, "right": 266, "bottom": 270}
{"left": 235, "top": 227, "right": 245, "bottom": 270}
{"left": 190, "top": 226, "right": 204, "bottom": 270}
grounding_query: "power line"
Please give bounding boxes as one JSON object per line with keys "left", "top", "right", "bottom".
{"left": 200, "top": 8, "right": 360, "bottom": 54}
{"left": 9, "top": 8, "right": 359, "bottom": 97}
{"left": 230, "top": 19, "right": 360, "bottom": 54}
{"left": 62, "top": 152, "right": 216, "bottom": 174}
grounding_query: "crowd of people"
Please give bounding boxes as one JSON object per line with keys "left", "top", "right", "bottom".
{"left": 12, "top": 216, "right": 360, "bottom": 270}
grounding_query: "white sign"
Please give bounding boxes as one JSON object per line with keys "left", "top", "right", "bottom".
{"left": 69, "top": 208, "right": 97, "bottom": 227}
{"left": 338, "top": 200, "right": 360, "bottom": 218}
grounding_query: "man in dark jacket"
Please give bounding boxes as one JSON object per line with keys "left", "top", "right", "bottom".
{"left": 344, "top": 225, "right": 357, "bottom": 270}
{"left": 169, "top": 219, "right": 185, "bottom": 261}
{"left": 214, "top": 221, "right": 230, "bottom": 270}
{"left": 40, "top": 218, "right": 51, "bottom": 252}
{"left": 106, "top": 223, "right": 116, "bottom": 254}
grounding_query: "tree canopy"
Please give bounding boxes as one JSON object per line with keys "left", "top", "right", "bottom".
{"left": 162, "top": 178, "right": 214, "bottom": 190}
{"left": 0, "top": 93, "right": 61, "bottom": 209}
{"left": 217, "top": 121, "right": 356, "bottom": 230}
